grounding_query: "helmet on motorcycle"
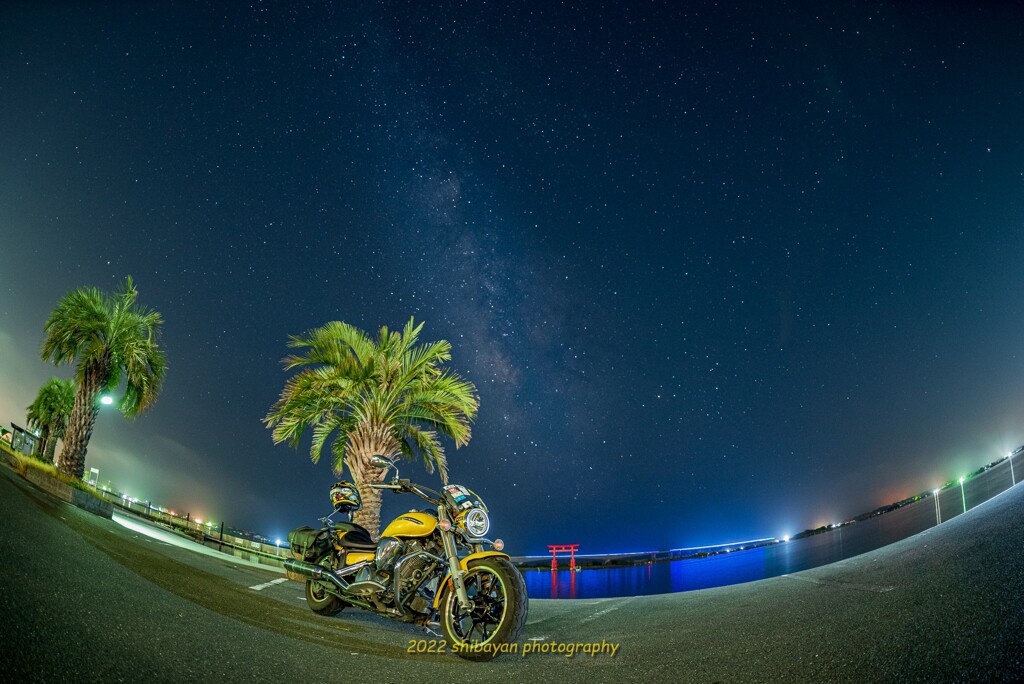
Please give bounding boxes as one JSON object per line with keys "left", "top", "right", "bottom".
{"left": 330, "top": 481, "right": 361, "bottom": 513}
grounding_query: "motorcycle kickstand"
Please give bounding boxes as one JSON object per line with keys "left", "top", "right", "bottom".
{"left": 422, "top": 624, "right": 442, "bottom": 638}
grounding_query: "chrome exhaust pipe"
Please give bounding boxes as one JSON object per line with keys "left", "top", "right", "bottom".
{"left": 284, "top": 559, "right": 348, "bottom": 590}
{"left": 284, "top": 558, "right": 374, "bottom": 591}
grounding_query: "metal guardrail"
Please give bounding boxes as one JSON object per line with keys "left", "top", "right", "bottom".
{"left": 69, "top": 448, "right": 1024, "bottom": 575}
{"left": 94, "top": 490, "right": 290, "bottom": 566}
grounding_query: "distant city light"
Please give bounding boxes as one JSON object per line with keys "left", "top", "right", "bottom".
{"left": 89, "top": 445, "right": 1024, "bottom": 570}
{"left": 521, "top": 536, "right": 778, "bottom": 560}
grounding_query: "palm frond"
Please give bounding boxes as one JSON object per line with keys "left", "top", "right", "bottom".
{"left": 403, "top": 424, "right": 448, "bottom": 484}
{"left": 42, "top": 277, "right": 165, "bottom": 418}
{"left": 41, "top": 287, "right": 107, "bottom": 366}
{"left": 266, "top": 316, "right": 478, "bottom": 484}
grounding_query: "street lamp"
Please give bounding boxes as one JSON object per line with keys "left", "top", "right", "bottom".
{"left": 932, "top": 488, "right": 941, "bottom": 525}
{"left": 959, "top": 477, "right": 966, "bottom": 514}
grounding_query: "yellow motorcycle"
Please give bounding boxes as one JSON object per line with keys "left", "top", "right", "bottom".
{"left": 285, "top": 456, "right": 527, "bottom": 660}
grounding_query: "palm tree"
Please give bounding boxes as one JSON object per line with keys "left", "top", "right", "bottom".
{"left": 26, "top": 378, "right": 75, "bottom": 464}
{"left": 41, "top": 276, "right": 167, "bottom": 479}
{"left": 264, "top": 318, "right": 479, "bottom": 538}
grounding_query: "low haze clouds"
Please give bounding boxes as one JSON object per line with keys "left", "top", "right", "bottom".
{"left": 0, "top": 327, "right": 55, "bottom": 434}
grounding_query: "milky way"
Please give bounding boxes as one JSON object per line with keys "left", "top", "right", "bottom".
{"left": 2, "top": 2, "right": 1023, "bottom": 553}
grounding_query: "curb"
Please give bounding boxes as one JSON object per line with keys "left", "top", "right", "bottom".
{"left": 0, "top": 447, "right": 113, "bottom": 519}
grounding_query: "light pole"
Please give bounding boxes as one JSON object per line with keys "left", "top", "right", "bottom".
{"left": 1009, "top": 452, "right": 1017, "bottom": 487}
{"left": 959, "top": 477, "right": 966, "bottom": 514}
{"left": 933, "top": 488, "right": 941, "bottom": 525}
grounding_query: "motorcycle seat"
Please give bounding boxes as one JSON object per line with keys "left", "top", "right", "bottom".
{"left": 334, "top": 521, "right": 377, "bottom": 552}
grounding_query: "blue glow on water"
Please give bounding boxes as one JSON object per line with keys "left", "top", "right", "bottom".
{"left": 521, "top": 536, "right": 781, "bottom": 560}
{"left": 663, "top": 536, "right": 778, "bottom": 553}
{"left": 526, "top": 458, "right": 1019, "bottom": 599}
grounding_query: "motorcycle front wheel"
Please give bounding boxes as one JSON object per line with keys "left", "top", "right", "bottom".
{"left": 305, "top": 551, "right": 347, "bottom": 616}
{"left": 439, "top": 557, "right": 528, "bottom": 661}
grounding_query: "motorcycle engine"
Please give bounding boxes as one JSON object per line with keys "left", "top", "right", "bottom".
{"left": 350, "top": 538, "right": 442, "bottom": 614}
{"left": 394, "top": 540, "right": 442, "bottom": 614}
{"left": 375, "top": 537, "right": 405, "bottom": 577}
{"left": 346, "top": 537, "right": 405, "bottom": 600}
{"left": 399, "top": 554, "right": 432, "bottom": 591}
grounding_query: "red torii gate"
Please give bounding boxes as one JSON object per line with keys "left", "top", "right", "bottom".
{"left": 548, "top": 544, "right": 579, "bottom": 571}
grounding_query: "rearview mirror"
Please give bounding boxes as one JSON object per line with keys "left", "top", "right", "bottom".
{"left": 370, "top": 455, "right": 393, "bottom": 469}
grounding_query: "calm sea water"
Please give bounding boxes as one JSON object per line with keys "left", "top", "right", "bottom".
{"left": 525, "top": 456, "right": 1018, "bottom": 599}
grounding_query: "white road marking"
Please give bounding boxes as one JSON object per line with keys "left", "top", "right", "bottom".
{"left": 249, "top": 578, "right": 289, "bottom": 591}
{"left": 784, "top": 574, "right": 822, "bottom": 585}
{"left": 580, "top": 598, "right": 632, "bottom": 624}
{"left": 783, "top": 574, "right": 896, "bottom": 592}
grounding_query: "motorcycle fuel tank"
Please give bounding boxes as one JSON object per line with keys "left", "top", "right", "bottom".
{"left": 381, "top": 511, "right": 437, "bottom": 538}
{"left": 344, "top": 552, "right": 375, "bottom": 565}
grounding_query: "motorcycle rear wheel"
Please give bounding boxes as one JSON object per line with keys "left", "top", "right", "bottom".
{"left": 439, "top": 557, "right": 528, "bottom": 661}
{"left": 305, "top": 551, "right": 346, "bottom": 616}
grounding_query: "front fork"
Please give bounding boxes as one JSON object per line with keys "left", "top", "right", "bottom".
{"left": 438, "top": 511, "right": 472, "bottom": 612}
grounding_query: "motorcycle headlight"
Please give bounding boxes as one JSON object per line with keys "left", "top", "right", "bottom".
{"left": 464, "top": 507, "right": 490, "bottom": 537}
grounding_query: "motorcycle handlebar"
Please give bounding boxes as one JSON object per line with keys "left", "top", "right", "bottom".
{"left": 369, "top": 479, "right": 441, "bottom": 505}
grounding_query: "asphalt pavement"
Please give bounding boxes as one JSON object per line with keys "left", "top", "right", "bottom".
{"left": 0, "top": 463, "right": 1021, "bottom": 683}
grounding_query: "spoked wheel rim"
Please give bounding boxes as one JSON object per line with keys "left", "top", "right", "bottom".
{"left": 308, "top": 554, "right": 333, "bottom": 602}
{"left": 444, "top": 565, "right": 508, "bottom": 647}
{"left": 309, "top": 578, "right": 330, "bottom": 601}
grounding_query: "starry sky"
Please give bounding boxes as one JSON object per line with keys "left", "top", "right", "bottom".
{"left": 2, "top": 1, "right": 1023, "bottom": 554}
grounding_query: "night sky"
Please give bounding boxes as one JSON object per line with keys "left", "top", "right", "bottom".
{"left": 2, "top": 2, "right": 1023, "bottom": 554}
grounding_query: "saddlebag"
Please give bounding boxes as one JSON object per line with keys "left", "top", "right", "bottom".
{"left": 287, "top": 526, "right": 331, "bottom": 562}
{"left": 286, "top": 525, "right": 331, "bottom": 583}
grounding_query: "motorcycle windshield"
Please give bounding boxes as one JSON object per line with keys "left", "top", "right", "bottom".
{"left": 442, "top": 484, "right": 487, "bottom": 513}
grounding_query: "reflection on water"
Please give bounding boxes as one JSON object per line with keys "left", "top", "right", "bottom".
{"left": 528, "top": 457, "right": 1017, "bottom": 599}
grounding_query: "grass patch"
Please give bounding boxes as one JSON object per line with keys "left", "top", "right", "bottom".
{"left": 0, "top": 439, "right": 24, "bottom": 469}
{"left": 0, "top": 441, "right": 102, "bottom": 498}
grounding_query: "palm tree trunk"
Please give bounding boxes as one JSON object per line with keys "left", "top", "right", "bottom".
{"left": 347, "top": 434, "right": 399, "bottom": 539}
{"left": 37, "top": 425, "right": 51, "bottom": 460}
{"left": 44, "top": 432, "right": 59, "bottom": 464}
{"left": 352, "top": 465, "right": 384, "bottom": 539}
{"left": 59, "top": 360, "right": 107, "bottom": 479}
